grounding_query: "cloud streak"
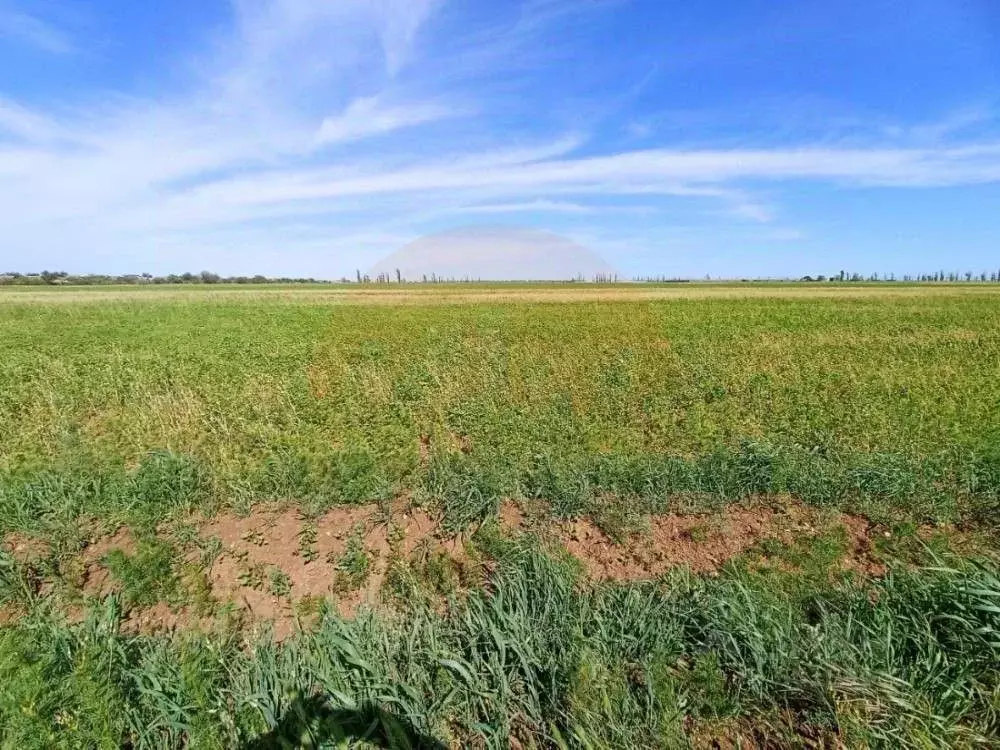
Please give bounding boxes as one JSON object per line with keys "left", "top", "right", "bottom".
{"left": 136, "top": 142, "right": 1000, "bottom": 223}
{"left": 0, "top": 3, "right": 74, "bottom": 54}
{"left": 316, "top": 97, "right": 460, "bottom": 145}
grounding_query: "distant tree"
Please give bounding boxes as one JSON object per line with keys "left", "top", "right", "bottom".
{"left": 200, "top": 270, "right": 221, "bottom": 284}
{"left": 395, "top": 268, "right": 402, "bottom": 284}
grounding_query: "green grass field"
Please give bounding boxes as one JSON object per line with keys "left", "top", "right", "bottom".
{"left": 2, "top": 284, "right": 999, "bottom": 748}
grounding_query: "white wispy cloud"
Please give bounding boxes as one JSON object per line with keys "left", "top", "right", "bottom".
{"left": 451, "top": 200, "right": 606, "bottom": 215}
{"left": 0, "top": 3, "right": 73, "bottom": 54}
{"left": 137, "top": 142, "right": 1000, "bottom": 221}
{"left": 0, "top": 96, "right": 64, "bottom": 141}
{"left": 316, "top": 97, "right": 460, "bottom": 145}
{"left": 443, "top": 199, "right": 662, "bottom": 217}
{"left": 729, "top": 201, "right": 776, "bottom": 223}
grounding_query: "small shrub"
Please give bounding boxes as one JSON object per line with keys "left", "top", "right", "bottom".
{"left": 267, "top": 566, "right": 292, "bottom": 597}
{"left": 330, "top": 524, "right": 371, "bottom": 592}
{"left": 296, "top": 522, "right": 318, "bottom": 563}
{"left": 103, "top": 538, "right": 179, "bottom": 608}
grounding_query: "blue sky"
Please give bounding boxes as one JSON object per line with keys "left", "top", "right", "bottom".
{"left": 1, "top": 0, "right": 998, "bottom": 279}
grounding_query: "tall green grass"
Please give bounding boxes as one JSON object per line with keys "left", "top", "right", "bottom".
{"left": 2, "top": 545, "right": 998, "bottom": 748}
{"left": 2, "top": 442, "right": 997, "bottom": 540}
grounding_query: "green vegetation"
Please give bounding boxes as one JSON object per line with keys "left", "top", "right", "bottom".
{"left": 2, "top": 543, "right": 998, "bottom": 748}
{"left": 331, "top": 525, "right": 372, "bottom": 593}
{"left": 1, "top": 284, "right": 999, "bottom": 747}
{"left": 103, "top": 539, "right": 181, "bottom": 609}
{"left": 3, "top": 289, "right": 1000, "bottom": 522}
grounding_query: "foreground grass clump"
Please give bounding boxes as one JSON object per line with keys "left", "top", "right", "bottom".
{"left": 1, "top": 442, "right": 997, "bottom": 541}
{"left": 1, "top": 547, "right": 998, "bottom": 748}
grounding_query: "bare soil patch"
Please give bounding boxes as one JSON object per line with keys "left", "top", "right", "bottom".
{"left": 193, "top": 503, "right": 449, "bottom": 639}
{"left": 79, "top": 526, "right": 138, "bottom": 596}
{"left": 2, "top": 532, "right": 52, "bottom": 564}
{"left": 502, "top": 498, "right": 884, "bottom": 580}
{"left": 10, "top": 498, "right": 891, "bottom": 637}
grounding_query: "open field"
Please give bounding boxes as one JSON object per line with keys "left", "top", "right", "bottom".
{"left": 2, "top": 284, "right": 999, "bottom": 748}
{"left": 3, "top": 281, "right": 1000, "bottom": 305}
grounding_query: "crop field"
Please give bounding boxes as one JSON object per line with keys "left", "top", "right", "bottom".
{"left": 1, "top": 283, "right": 999, "bottom": 748}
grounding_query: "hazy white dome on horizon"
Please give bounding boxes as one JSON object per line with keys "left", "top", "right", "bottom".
{"left": 370, "top": 226, "right": 618, "bottom": 281}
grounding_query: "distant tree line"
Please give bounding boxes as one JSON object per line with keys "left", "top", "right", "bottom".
{"left": 632, "top": 276, "right": 693, "bottom": 283}
{"left": 638, "top": 270, "right": 1000, "bottom": 283}
{"left": 355, "top": 269, "right": 622, "bottom": 283}
{"left": 6, "top": 268, "right": 1000, "bottom": 286}
{"left": 798, "top": 270, "right": 1000, "bottom": 283}
{"left": 4, "top": 269, "right": 616, "bottom": 286}
{"left": 0, "top": 271, "right": 331, "bottom": 286}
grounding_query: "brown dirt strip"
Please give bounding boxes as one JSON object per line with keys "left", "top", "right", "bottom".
{"left": 3, "top": 499, "right": 889, "bottom": 638}
{"left": 550, "top": 503, "right": 884, "bottom": 580}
